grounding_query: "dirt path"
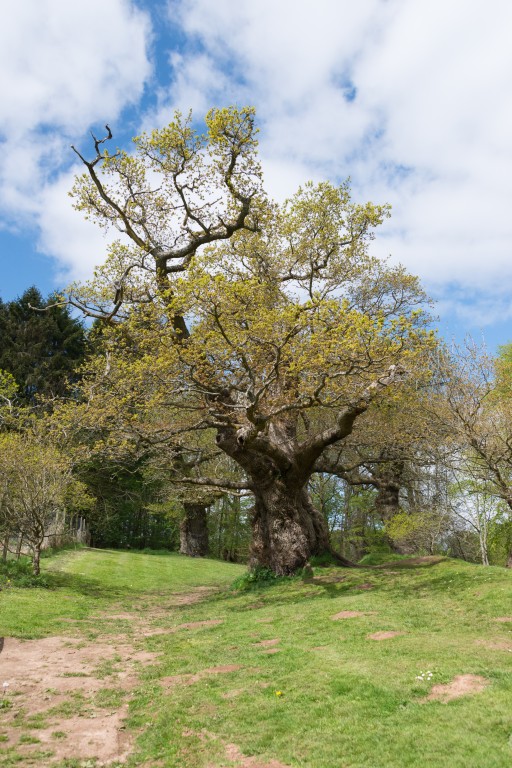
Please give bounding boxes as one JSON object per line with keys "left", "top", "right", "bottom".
{"left": 0, "top": 586, "right": 214, "bottom": 766}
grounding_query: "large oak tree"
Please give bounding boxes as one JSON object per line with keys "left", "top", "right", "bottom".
{"left": 68, "top": 108, "right": 434, "bottom": 573}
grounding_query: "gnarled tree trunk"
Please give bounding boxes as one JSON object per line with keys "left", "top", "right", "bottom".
{"left": 373, "top": 460, "right": 414, "bottom": 555}
{"left": 213, "top": 384, "right": 382, "bottom": 574}
{"left": 374, "top": 480, "right": 401, "bottom": 523}
{"left": 249, "top": 480, "right": 331, "bottom": 575}
{"left": 375, "top": 479, "right": 412, "bottom": 554}
{"left": 180, "top": 503, "right": 209, "bottom": 557}
{"left": 215, "top": 427, "right": 335, "bottom": 573}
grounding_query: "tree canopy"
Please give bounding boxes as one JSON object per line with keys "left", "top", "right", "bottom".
{"left": 65, "top": 108, "right": 435, "bottom": 573}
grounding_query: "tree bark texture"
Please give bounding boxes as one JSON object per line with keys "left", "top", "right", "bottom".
{"left": 214, "top": 391, "right": 373, "bottom": 575}
{"left": 373, "top": 462, "right": 415, "bottom": 555}
{"left": 179, "top": 503, "right": 209, "bottom": 557}
{"left": 374, "top": 480, "right": 401, "bottom": 523}
{"left": 32, "top": 546, "right": 41, "bottom": 576}
{"left": 215, "top": 425, "right": 335, "bottom": 573}
{"left": 249, "top": 481, "right": 331, "bottom": 575}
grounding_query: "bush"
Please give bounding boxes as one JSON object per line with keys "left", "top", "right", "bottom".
{"left": 0, "top": 557, "right": 50, "bottom": 589}
{"left": 385, "top": 510, "right": 449, "bottom": 555}
{"left": 231, "top": 565, "right": 288, "bottom": 591}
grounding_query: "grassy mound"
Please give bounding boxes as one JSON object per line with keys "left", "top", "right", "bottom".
{"left": 1, "top": 550, "right": 512, "bottom": 767}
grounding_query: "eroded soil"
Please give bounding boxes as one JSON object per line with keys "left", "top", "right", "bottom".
{"left": 424, "top": 674, "right": 489, "bottom": 702}
{"left": 0, "top": 633, "right": 150, "bottom": 764}
{"left": 0, "top": 586, "right": 222, "bottom": 766}
{"left": 367, "top": 631, "right": 405, "bottom": 640}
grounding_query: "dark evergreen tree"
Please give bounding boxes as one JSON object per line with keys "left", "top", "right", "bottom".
{"left": 0, "top": 287, "right": 87, "bottom": 404}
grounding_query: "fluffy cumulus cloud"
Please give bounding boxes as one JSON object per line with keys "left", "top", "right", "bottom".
{"left": 3, "top": 0, "right": 512, "bottom": 339}
{"left": 36, "top": 166, "right": 119, "bottom": 285}
{"left": 0, "top": 0, "right": 151, "bottom": 221}
{"left": 161, "top": 0, "right": 512, "bottom": 328}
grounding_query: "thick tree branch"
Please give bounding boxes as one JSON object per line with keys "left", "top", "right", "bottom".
{"left": 176, "top": 476, "right": 251, "bottom": 492}
{"left": 298, "top": 365, "right": 406, "bottom": 475}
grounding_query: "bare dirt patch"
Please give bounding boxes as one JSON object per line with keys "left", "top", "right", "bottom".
{"left": 0, "top": 586, "right": 219, "bottom": 765}
{"left": 205, "top": 665, "right": 242, "bottom": 675}
{"left": 331, "top": 610, "right": 366, "bottom": 620}
{"left": 166, "top": 586, "right": 219, "bottom": 606}
{"left": 221, "top": 688, "right": 245, "bottom": 699}
{"left": 221, "top": 680, "right": 270, "bottom": 700}
{"left": 0, "top": 635, "right": 144, "bottom": 763}
{"left": 354, "top": 583, "right": 374, "bottom": 590}
{"left": 493, "top": 616, "right": 512, "bottom": 623}
{"left": 475, "top": 639, "right": 512, "bottom": 651}
{"left": 367, "top": 631, "right": 405, "bottom": 641}
{"left": 175, "top": 619, "right": 223, "bottom": 631}
{"left": 424, "top": 674, "right": 489, "bottom": 702}
{"left": 143, "top": 618, "right": 224, "bottom": 637}
{"left": 20, "top": 709, "right": 132, "bottom": 763}
{"left": 223, "top": 743, "right": 292, "bottom": 767}
{"left": 253, "top": 638, "right": 280, "bottom": 648}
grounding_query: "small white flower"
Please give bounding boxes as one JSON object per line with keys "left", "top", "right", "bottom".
{"left": 2, "top": 682, "right": 9, "bottom": 691}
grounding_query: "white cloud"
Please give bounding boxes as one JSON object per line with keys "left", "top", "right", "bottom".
{"left": 36, "top": 167, "right": 118, "bottom": 285}
{"left": 158, "top": 0, "right": 512, "bottom": 331}
{"left": 0, "top": 0, "right": 152, "bottom": 239}
{"left": 3, "top": 0, "right": 512, "bottom": 337}
{"left": 0, "top": 0, "right": 151, "bottom": 137}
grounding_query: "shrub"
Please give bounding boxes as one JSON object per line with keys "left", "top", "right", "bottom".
{"left": 0, "top": 557, "right": 50, "bottom": 588}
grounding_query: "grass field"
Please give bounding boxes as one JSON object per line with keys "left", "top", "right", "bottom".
{"left": 1, "top": 549, "right": 512, "bottom": 767}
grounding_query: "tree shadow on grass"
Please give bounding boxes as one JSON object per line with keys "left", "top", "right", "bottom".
{"left": 220, "top": 558, "right": 494, "bottom": 611}
{"left": 372, "top": 555, "right": 446, "bottom": 569}
{"left": 42, "top": 569, "right": 135, "bottom": 600}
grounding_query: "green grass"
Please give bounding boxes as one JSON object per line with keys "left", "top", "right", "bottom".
{"left": 0, "top": 548, "right": 244, "bottom": 638}
{"left": 1, "top": 549, "right": 512, "bottom": 766}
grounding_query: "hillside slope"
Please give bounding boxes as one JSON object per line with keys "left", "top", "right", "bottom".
{"left": 1, "top": 550, "right": 512, "bottom": 767}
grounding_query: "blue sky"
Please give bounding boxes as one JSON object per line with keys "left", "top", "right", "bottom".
{"left": 1, "top": 0, "right": 512, "bottom": 351}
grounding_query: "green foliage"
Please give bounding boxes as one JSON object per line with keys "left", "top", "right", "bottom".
{"left": 231, "top": 564, "right": 287, "bottom": 590}
{"left": 309, "top": 552, "right": 340, "bottom": 567}
{"left": 208, "top": 494, "right": 251, "bottom": 563}
{"left": 0, "top": 286, "right": 86, "bottom": 406}
{"left": 0, "top": 431, "right": 85, "bottom": 574}
{"left": 0, "top": 369, "right": 17, "bottom": 403}
{"left": 77, "top": 457, "right": 180, "bottom": 550}
{"left": 0, "top": 556, "right": 50, "bottom": 588}
{"left": 67, "top": 107, "right": 438, "bottom": 575}
{"left": 386, "top": 511, "right": 421, "bottom": 541}
{"left": 385, "top": 510, "right": 447, "bottom": 554}
{"left": 488, "top": 516, "right": 512, "bottom": 566}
